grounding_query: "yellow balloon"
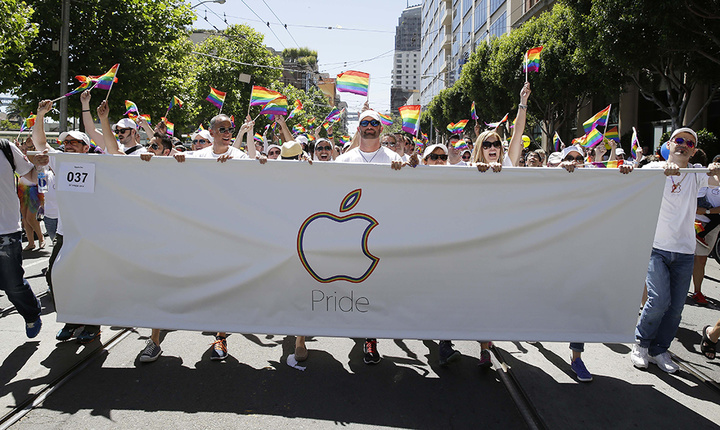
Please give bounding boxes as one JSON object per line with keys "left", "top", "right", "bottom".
{"left": 522, "top": 135, "right": 531, "bottom": 148}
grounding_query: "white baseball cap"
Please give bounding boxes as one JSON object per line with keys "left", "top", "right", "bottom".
{"left": 423, "top": 143, "right": 448, "bottom": 159}
{"left": 112, "top": 118, "right": 138, "bottom": 132}
{"left": 58, "top": 130, "right": 90, "bottom": 146}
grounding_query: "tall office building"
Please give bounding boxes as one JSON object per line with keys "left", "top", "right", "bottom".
{"left": 391, "top": 5, "right": 422, "bottom": 112}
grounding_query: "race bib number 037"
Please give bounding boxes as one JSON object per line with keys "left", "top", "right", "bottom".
{"left": 58, "top": 162, "right": 95, "bottom": 193}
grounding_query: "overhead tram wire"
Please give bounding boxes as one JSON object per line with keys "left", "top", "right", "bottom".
{"left": 239, "top": 0, "right": 286, "bottom": 49}
{"left": 218, "top": 13, "right": 395, "bottom": 34}
{"left": 260, "top": 0, "right": 301, "bottom": 49}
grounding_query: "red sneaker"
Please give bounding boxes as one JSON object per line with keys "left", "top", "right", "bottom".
{"left": 692, "top": 292, "right": 709, "bottom": 305}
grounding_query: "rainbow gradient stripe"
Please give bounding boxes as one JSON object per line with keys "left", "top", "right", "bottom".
{"left": 631, "top": 127, "right": 640, "bottom": 159}
{"left": 168, "top": 96, "right": 183, "bottom": 111}
{"left": 161, "top": 117, "right": 174, "bottom": 136}
{"left": 20, "top": 114, "right": 36, "bottom": 132}
{"left": 206, "top": 87, "right": 226, "bottom": 109}
{"left": 582, "top": 127, "right": 604, "bottom": 149}
{"left": 92, "top": 64, "right": 119, "bottom": 90}
{"left": 250, "top": 86, "right": 282, "bottom": 106}
{"left": 325, "top": 107, "right": 342, "bottom": 123}
{"left": 64, "top": 75, "right": 93, "bottom": 97}
{"left": 470, "top": 102, "right": 478, "bottom": 120}
{"left": 523, "top": 46, "right": 543, "bottom": 72}
{"left": 591, "top": 160, "right": 624, "bottom": 168}
{"left": 378, "top": 113, "right": 393, "bottom": 126}
{"left": 260, "top": 96, "right": 288, "bottom": 116}
{"left": 288, "top": 99, "right": 302, "bottom": 119}
{"left": 124, "top": 100, "right": 138, "bottom": 115}
{"left": 254, "top": 133, "right": 263, "bottom": 142}
{"left": 583, "top": 105, "right": 611, "bottom": 133}
{"left": 336, "top": 70, "right": 370, "bottom": 96}
{"left": 399, "top": 104, "right": 421, "bottom": 135}
{"left": 553, "top": 132, "right": 562, "bottom": 152}
{"left": 485, "top": 113, "right": 509, "bottom": 128}
{"left": 605, "top": 126, "right": 619, "bottom": 142}
{"left": 447, "top": 120, "right": 469, "bottom": 134}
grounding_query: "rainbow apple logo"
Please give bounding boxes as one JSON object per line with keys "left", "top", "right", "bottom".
{"left": 297, "top": 189, "right": 379, "bottom": 283}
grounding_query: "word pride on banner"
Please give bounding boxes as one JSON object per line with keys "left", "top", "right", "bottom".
{"left": 53, "top": 154, "right": 665, "bottom": 342}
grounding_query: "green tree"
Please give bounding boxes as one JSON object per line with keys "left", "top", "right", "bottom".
{"left": 0, "top": 0, "right": 38, "bottom": 91}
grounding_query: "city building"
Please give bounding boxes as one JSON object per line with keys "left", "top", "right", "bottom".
{"left": 391, "top": 5, "right": 422, "bottom": 112}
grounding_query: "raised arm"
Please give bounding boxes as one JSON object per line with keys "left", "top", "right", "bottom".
{"left": 32, "top": 100, "right": 53, "bottom": 152}
{"left": 97, "top": 100, "right": 123, "bottom": 155}
{"left": 507, "top": 82, "right": 531, "bottom": 166}
{"left": 136, "top": 115, "right": 154, "bottom": 138}
{"left": 274, "top": 115, "right": 293, "bottom": 143}
{"left": 79, "top": 90, "right": 104, "bottom": 148}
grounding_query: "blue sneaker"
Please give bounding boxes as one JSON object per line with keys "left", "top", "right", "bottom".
{"left": 571, "top": 357, "right": 593, "bottom": 382}
{"left": 26, "top": 316, "right": 42, "bottom": 338}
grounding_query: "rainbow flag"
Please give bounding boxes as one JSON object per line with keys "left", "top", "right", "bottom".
{"left": 523, "top": 46, "right": 543, "bottom": 73}
{"left": 168, "top": 96, "right": 183, "bottom": 111}
{"left": 338, "top": 135, "right": 350, "bottom": 144}
{"left": 230, "top": 115, "right": 235, "bottom": 127}
{"left": 453, "top": 140, "right": 469, "bottom": 151}
{"left": 307, "top": 117, "right": 317, "bottom": 127}
{"left": 260, "top": 96, "right": 288, "bottom": 116}
{"left": 447, "top": 120, "right": 469, "bottom": 134}
{"left": 124, "top": 100, "right": 138, "bottom": 116}
{"left": 129, "top": 113, "right": 151, "bottom": 126}
{"left": 206, "top": 87, "right": 226, "bottom": 110}
{"left": 485, "top": 113, "right": 509, "bottom": 128}
{"left": 583, "top": 105, "right": 611, "bottom": 133}
{"left": 571, "top": 134, "right": 586, "bottom": 146}
{"left": 307, "top": 134, "right": 316, "bottom": 142}
{"left": 336, "top": 70, "right": 370, "bottom": 96}
{"left": 254, "top": 133, "right": 263, "bottom": 142}
{"left": 322, "top": 121, "right": 331, "bottom": 131}
{"left": 378, "top": 113, "right": 393, "bottom": 126}
{"left": 292, "top": 124, "right": 306, "bottom": 134}
{"left": 324, "top": 107, "right": 342, "bottom": 123}
{"left": 631, "top": 127, "right": 640, "bottom": 159}
{"left": 92, "top": 64, "right": 120, "bottom": 90}
{"left": 398, "top": 104, "right": 421, "bottom": 135}
{"left": 470, "top": 102, "right": 478, "bottom": 120}
{"left": 582, "top": 128, "right": 604, "bottom": 149}
{"left": 288, "top": 99, "right": 303, "bottom": 119}
{"left": 161, "top": 117, "right": 174, "bottom": 136}
{"left": 605, "top": 126, "right": 619, "bottom": 142}
{"left": 64, "top": 75, "right": 93, "bottom": 97}
{"left": 591, "top": 160, "right": 624, "bottom": 168}
{"left": 413, "top": 136, "right": 425, "bottom": 152}
{"left": 20, "top": 114, "right": 37, "bottom": 132}
{"left": 553, "top": 131, "right": 563, "bottom": 152}
{"left": 422, "top": 132, "right": 429, "bottom": 142}
{"left": 195, "top": 124, "right": 205, "bottom": 133}
{"left": 250, "top": 86, "right": 282, "bottom": 106}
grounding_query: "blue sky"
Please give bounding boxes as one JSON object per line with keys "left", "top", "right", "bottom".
{"left": 192, "top": 0, "right": 415, "bottom": 117}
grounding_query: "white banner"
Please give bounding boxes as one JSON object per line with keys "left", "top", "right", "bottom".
{"left": 53, "top": 154, "right": 665, "bottom": 342}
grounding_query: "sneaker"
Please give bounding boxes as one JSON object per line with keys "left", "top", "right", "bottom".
{"left": 692, "top": 292, "right": 709, "bottom": 305}
{"left": 571, "top": 357, "right": 593, "bottom": 382}
{"left": 56, "top": 324, "right": 79, "bottom": 341}
{"left": 697, "top": 235, "right": 710, "bottom": 249}
{"left": 438, "top": 340, "right": 461, "bottom": 366}
{"left": 478, "top": 349, "right": 492, "bottom": 369}
{"left": 77, "top": 327, "right": 101, "bottom": 344}
{"left": 649, "top": 351, "right": 679, "bottom": 373}
{"left": 631, "top": 344, "right": 649, "bottom": 369}
{"left": 26, "top": 317, "right": 42, "bottom": 338}
{"left": 211, "top": 336, "right": 228, "bottom": 361}
{"left": 139, "top": 339, "right": 162, "bottom": 363}
{"left": 363, "top": 338, "right": 381, "bottom": 365}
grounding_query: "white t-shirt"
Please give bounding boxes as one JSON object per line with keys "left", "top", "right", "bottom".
{"left": 120, "top": 143, "right": 148, "bottom": 156}
{"left": 646, "top": 161, "right": 709, "bottom": 254}
{"left": 1, "top": 143, "right": 34, "bottom": 234}
{"left": 193, "top": 146, "right": 249, "bottom": 159}
{"left": 43, "top": 168, "right": 59, "bottom": 218}
{"left": 696, "top": 186, "right": 720, "bottom": 223}
{"left": 335, "top": 147, "right": 402, "bottom": 164}
{"left": 451, "top": 160, "right": 468, "bottom": 167}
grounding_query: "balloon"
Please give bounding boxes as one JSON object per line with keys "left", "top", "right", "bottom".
{"left": 660, "top": 141, "right": 670, "bottom": 160}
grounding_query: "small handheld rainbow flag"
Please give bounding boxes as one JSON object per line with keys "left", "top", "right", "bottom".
{"left": 571, "top": 133, "right": 586, "bottom": 146}
{"left": 292, "top": 124, "right": 306, "bottom": 134}
{"left": 161, "top": 117, "right": 174, "bottom": 136}
{"left": 591, "top": 160, "right": 624, "bottom": 168}
{"left": 470, "top": 102, "right": 478, "bottom": 120}
{"left": 254, "top": 133, "right": 263, "bottom": 142}
{"left": 453, "top": 140, "right": 469, "bottom": 151}
{"left": 322, "top": 121, "right": 331, "bottom": 131}
{"left": 378, "top": 113, "right": 393, "bottom": 126}
{"left": 260, "top": 96, "right": 288, "bottom": 116}
{"left": 250, "top": 86, "right": 282, "bottom": 106}
{"left": 605, "top": 126, "right": 620, "bottom": 142}
{"left": 412, "top": 136, "right": 425, "bottom": 152}
{"left": 398, "top": 105, "right": 421, "bottom": 135}
{"left": 336, "top": 70, "right": 370, "bottom": 97}
{"left": 168, "top": 96, "right": 183, "bottom": 112}
{"left": 583, "top": 105, "right": 611, "bottom": 133}
{"left": 553, "top": 132, "right": 563, "bottom": 152}
{"left": 582, "top": 128, "right": 604, "bottom": 149}
{"left": 485, "top": 113, "right": 509, "bottom": 129}
{"left": 124, "top": 100, "right": 138, "bottom": 116}
{"left": 307, "top": 117, "right": 317, "bottom": 127}
{"left": 288, "top": 100, "right": 303, "bottom": 119}
{"left": 631, "top": 127, "right": 640, "bottom": 159}
{"left": 523, "top": 46, "right": 543, "bottom": 73}
{"left": 129, "top": 113, "right": 151, "bottom": 126}
{"left": 447, "top": 120, "right": 469, "bottom": 134}
{"left": 20, "top": 114, "right": 37, "bottom": 132}
{"left": 324, "top": 107, "right": 342, "bottom": 123}
{"left": 195, "top": 124, "right": 205, "bottom": 133}
{"left": 338, "top": 135, "right": 350, "bottom": 144}
{"left": 92, "top": 64, "right": 120, "bottom": 90}
{"left": 64, "top": 76, "right": 93, "bottom": 97}
{"left": 206, "top": 87, "right": 226, "bottom": 110}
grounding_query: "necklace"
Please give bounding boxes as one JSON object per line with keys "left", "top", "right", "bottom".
{"left": 670, "top": 173, "right": 688, "bottom": 193}
{"left": 359, "top": 148, "right": 380, "bottom": 163}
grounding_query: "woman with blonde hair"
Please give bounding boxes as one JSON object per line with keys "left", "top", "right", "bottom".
{"left": 472, "top": 82, "right": 531, "bottom": 171}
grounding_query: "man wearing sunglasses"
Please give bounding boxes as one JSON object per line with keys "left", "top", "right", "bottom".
{"left": 447, "top": 135, "right": 466, "bottom": 166}
{"left": 336, "top": 111, "right": 402, "bottom": 167}
{"left": 186, "top": 114, "right": 249, "bottom": 162}
{"left": 112, "top": 117, "right": 147, "bottom": 156}
{"left": 191, "top": 130, "right": 212, "bottom": 151}
{"left": 422, "top": 143, "right": 448, "bottom": 166}
{"left": 633, "top": 127, "right": 720, "bottom": 374}
{"left": 314, "top": 138, "right": 336, "bottom": 161}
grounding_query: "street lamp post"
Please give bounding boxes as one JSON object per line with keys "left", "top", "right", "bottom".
{"left": 190, "top": 0, "right": 225, "bottom": 9}
{"left": 59, "top": 0, "right": 70, "bottom": 132}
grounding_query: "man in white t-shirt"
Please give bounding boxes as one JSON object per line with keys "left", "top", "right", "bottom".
{"left": 632, "top": 127, "right": 720, "bottom": 373}
{"left": 0, "top": 139, "right": 43, "bottom": 338}
{"left": 177, "top": 114, "right": 249, "bottom": 162}
{"left": 447, "top": 135, "right": 466, "bottom": 166}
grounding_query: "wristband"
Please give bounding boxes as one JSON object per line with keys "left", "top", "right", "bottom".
{"left": 518, "top": 104, "right": 527, "bottom": 109}
{"left": 82, "top": 109, "right": 90, "bottom": 112}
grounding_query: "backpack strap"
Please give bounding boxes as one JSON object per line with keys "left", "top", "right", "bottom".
{"left": 0, "top": 140, "right": 16, "bottom": 172}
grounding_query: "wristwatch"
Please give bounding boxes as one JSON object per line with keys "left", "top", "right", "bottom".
{"left": 706, "top": 209, "right": 712, "bottom": 215}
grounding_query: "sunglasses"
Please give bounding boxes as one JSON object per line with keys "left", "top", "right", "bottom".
{"left": 360, "top": 119, "right": 381, "bottom": 127}
{"left": 481, "top": 140, "right": 502, "bottom": 149}
{"left": 564, "top": 155, "right": 584, "bottom": 162}
{"left": 150, "top": 143, "right": 159, "bottom": 150}
{"left": 268, "top": 150, "right": 281, "bottom": 156}
{"left": 381, "top": 141, "right": 396, "bottom": 147}
{"left": 462, "top": 154, "right": 471, "bottom": 159}
{"left": 192, "top": 139, "right": 207, "bottom": 145}
{"left": 116, "top": 128, "right": 133, "bottom": 134}
{"left": 316, "top": 145, "right": 332, "bottom": 151}
{"left": 673, "top": 137, "right": 695, "bottom": 148}
{"left": 427, "top": 153, "right": 448, "bottom": 161}
{"left": 64, "top": 139, "right": 84, "bottom": 146}
{"left": 217, "top": 127, "right": 235, "bottom": 134}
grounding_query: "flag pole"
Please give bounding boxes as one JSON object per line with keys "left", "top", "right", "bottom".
{"left": 219, "top": 103, "right": 223, "bottom": 115}
{"left": 50, "top": 95, "right": 66, "bottom": 103}
{"left": 525, "top": 50, "right": 528, "bottom": 83}
{"left": 604, "top": 104, "right": 612, "bottom": 135}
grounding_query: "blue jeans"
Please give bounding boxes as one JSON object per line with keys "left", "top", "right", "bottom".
{"left": 0, "top": 232, "right": 41, "bottom": 322}
{"left": 570, "top": 343, "right": 584, "bottom": 353}
{"left": 44, "top": 217, "right": 58, "bottom": 242}
{"left": 636, "top": 248, "right": 694, "bottom": 356}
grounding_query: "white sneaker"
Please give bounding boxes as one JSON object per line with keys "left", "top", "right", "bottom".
{"left": 631, "top": 344, "right": 649, "bottom": 369}
{"left": 649, "top": 352, "right": 679, "bottom": 373}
